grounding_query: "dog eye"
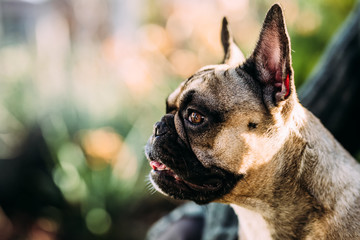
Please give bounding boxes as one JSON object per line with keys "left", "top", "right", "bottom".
{"left": 188, "top": 111, "right": 204, "bottom": 125}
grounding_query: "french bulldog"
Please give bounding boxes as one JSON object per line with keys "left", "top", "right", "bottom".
{"left": 145, "top": 4, "right": 360, "bottom": 239}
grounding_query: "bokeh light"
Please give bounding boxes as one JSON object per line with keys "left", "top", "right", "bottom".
{"left": 85, "top": 208, "right": 112, "bottom": 235}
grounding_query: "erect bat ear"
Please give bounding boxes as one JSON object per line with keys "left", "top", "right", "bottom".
{"left": 221, "top": 17, "right": 245, "bottom": 66}
{"left": 250, "top": 4, "right": 294, "bottom": 105}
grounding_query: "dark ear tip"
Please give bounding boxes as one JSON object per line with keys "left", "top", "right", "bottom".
{"left": 263, "top": 3, "right": 285, "bottom": 27}
{"left": 270, "top": 3, "right": 283, "bottom": 12}
{"left": 222, "top": 17, "right": 228, "bottom": 25}
{"left": 221, "top": 16, "right": 231, "bottom": 46}
{"left": 221, "top": 17, "right": 229, "bottom": 33}
{"left": 268, "top": 3, "right": 284, "bottom": 17}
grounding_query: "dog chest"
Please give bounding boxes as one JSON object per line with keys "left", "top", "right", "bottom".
{"left": 231, "top": 204, "right": 272, "bottom": 240}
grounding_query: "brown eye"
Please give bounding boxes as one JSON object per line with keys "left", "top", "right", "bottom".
{"left": 188, "top": 111, "right": 204, "bottom": 124}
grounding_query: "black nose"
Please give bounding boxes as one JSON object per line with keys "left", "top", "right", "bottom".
{"left": 154, "top": 121, "right": 168, "bottom": 137}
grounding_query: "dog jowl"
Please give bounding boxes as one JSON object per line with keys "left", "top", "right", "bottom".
{"left": 145, "top": 4, "right": 360, "bottom": 240}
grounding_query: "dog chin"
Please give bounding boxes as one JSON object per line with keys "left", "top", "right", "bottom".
{"left": 149, "top": 172, "right": 169, "bottom": 197}
{"left": 147, "top": 155, "right": 243, "bottom": 204}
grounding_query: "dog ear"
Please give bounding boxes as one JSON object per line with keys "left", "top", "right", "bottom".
{"left": 251, "top": 4, "right": 293, "bottom": 104}
{"left": 221, "top": 17, "right": 245, "bottom": 66}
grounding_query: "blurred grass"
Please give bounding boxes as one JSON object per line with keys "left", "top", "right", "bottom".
{"left": 0, "top": 0, "right": 356, "bottom": 239}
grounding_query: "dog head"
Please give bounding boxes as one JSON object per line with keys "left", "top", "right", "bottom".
{"left": 145, "top": 4, "right": 298, "bottom": 204}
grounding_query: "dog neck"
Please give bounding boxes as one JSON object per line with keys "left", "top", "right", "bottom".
{"left": 223, "top": 103, "right": 360, "bottom": 239}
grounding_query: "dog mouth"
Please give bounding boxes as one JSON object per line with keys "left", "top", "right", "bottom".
{"left": 149, "top": 161, "right": 182, "bottom": 181}
{"left": 149, "top": 160, "right": 222, "bottom": 191}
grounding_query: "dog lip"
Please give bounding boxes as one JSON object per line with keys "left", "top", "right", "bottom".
{"left": 147, "top": 151, "right": 224, "bottom": 192}
{"left": 182, "top": 178, "right": 222, "bottom": 191}
{"left": 151, "top": 165, "right": 223, "bottom": 192}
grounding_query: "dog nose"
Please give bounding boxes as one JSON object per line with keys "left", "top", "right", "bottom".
{"left": 154, "top": 121, "right": 168, "bottom": 137}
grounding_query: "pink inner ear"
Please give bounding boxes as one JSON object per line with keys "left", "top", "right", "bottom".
{"left": 285, "top": 74, "right": 290, "bottom": 98}
{"left": 274, "top": 73, "right": 290, "bottom": 100}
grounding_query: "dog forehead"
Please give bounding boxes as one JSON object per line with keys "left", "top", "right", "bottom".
{"left": 167, "top": 65, "right": 260, "bottom": 110}
{"left": 167, "top": 67, "right": 215, "bottom": 107}
{"left": 167, "top": 79, "right": 207, "bottom": 109}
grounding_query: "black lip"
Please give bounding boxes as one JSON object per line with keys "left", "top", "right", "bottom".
{"left": 147, "top": 154, "right": 224, "bottom": 193}
{"left": 149, "top": 164, "right": 243, "bottom": 204}
{"left": 151, "top": 165, "right": 224, "bottom": 191}
{"left": 182, "top": 177, "right": 222, "bottom": 191}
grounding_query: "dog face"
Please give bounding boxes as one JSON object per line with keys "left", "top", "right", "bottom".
{"left": 145, "top": 4, "right": 297, "bottom": 204}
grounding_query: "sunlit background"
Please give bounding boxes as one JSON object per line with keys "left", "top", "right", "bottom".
{"left": 0, "top": 0, "right": 356, "bottom": 239}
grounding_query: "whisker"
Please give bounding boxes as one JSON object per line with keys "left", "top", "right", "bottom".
{"left": 144, "top": 174, "right": 158, "bottom": 195}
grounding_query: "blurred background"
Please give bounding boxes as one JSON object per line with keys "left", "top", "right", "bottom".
{"left": 0, "top": 0, "right": 357, "bottom": 239}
